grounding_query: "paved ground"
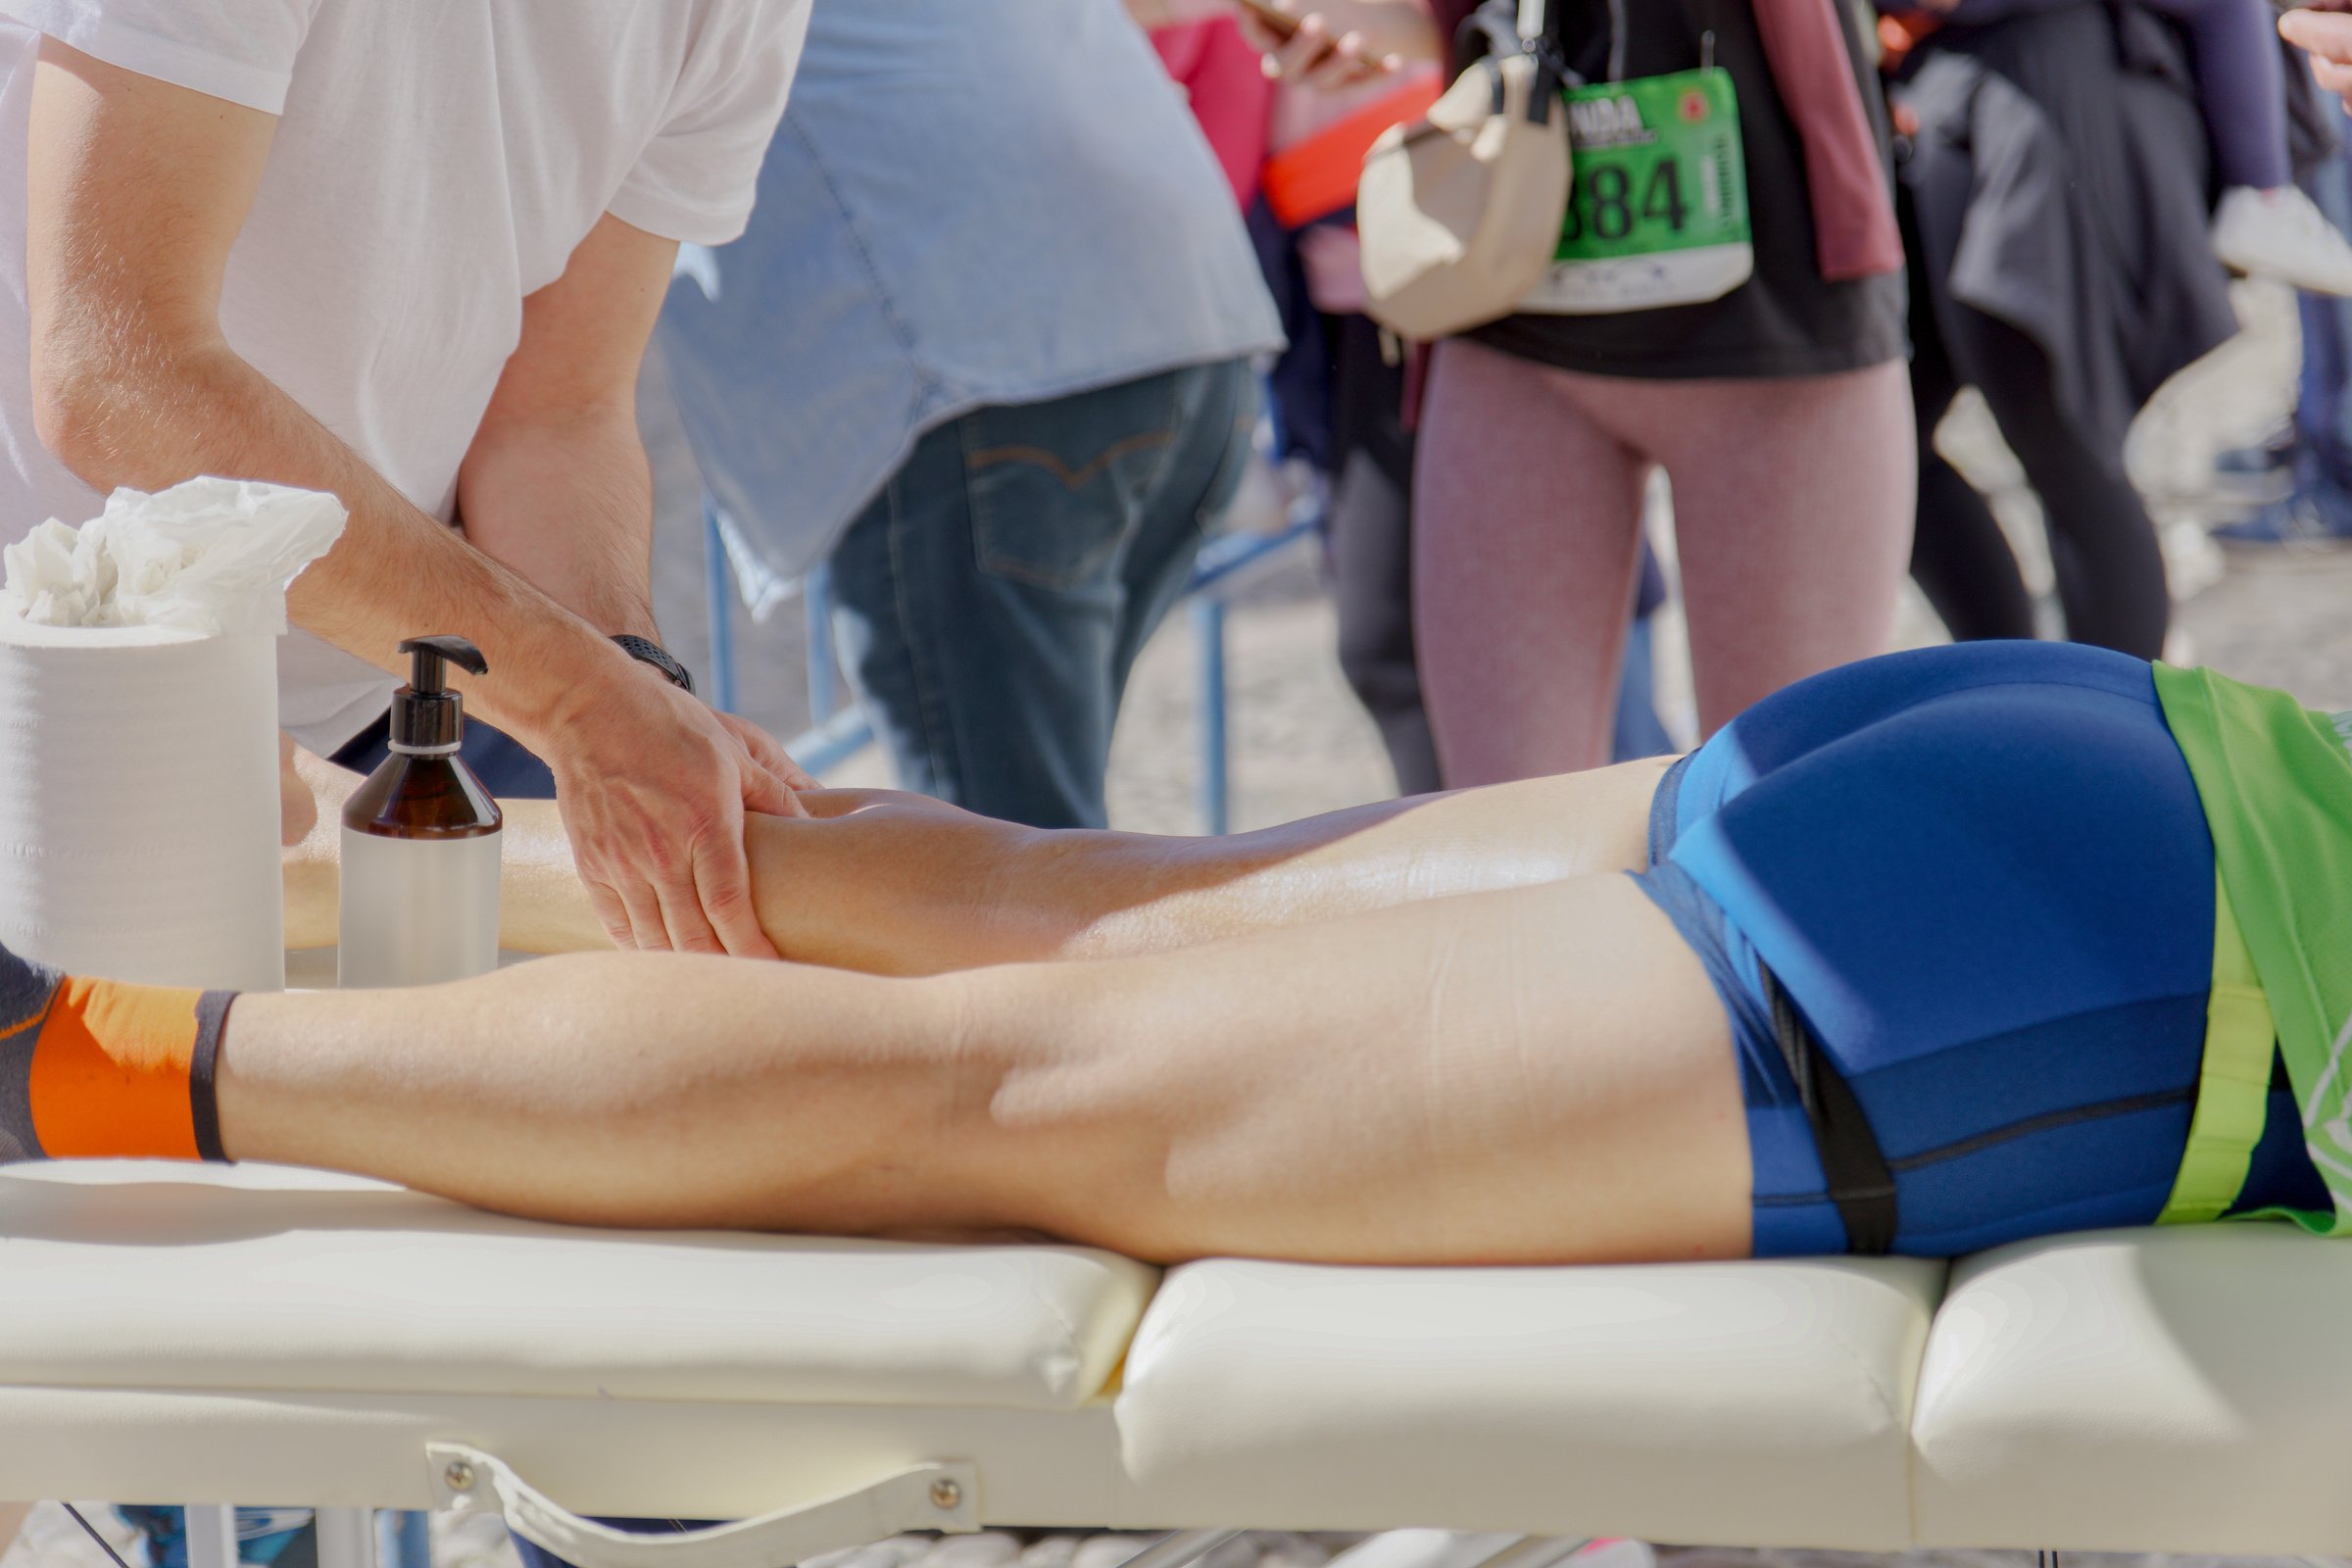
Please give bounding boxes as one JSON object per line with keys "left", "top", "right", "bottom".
{"left": 5, "top": 287, "right": 2345, "bottom": 1568}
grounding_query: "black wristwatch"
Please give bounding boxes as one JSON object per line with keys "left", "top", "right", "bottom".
{"left": 612, "top": 634, "right": 695, "bottom": 697}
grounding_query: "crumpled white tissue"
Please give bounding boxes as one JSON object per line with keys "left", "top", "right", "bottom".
{"left": 0, "top": 476, "right": 347, "bottom": 636}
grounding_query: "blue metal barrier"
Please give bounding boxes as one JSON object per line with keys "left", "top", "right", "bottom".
{"left": 702, "top": 499, "right": 740, "bottom": 717}
{"left": 702, "top": 496, "right": 1318, "bottom": 833}
{"left": 1191, "top": 597, "right": 1231, "bottom": 835}
{"left": 805, "top": 563, "right": 841, "bottom": 725}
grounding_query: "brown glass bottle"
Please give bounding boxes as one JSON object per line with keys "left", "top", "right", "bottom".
{"left": 342, "top": 753, "right": 502, "bottom": 841}
{"left": 338, "top": 635, "right": 505, "bottom": 988}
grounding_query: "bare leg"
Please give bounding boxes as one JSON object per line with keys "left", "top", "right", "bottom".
{"left": 0, "top": 1504, "right": 29, "bottom": 1559}
{"left": 288, "top": 749, "right": 1676, "bottom": 974}
{"left": 223, "top": 870, "right": 1746, "bottom": 1265}
{"left": 1414, "top": 337, "right": 1652, "bottom": 782}
{"left": 1653, "top": 364, "right": 1916, "bottom": 737}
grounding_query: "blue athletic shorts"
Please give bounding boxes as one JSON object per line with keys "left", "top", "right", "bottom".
{"left": 1633, "top": 642, "right": 2327, "bottom": 1258}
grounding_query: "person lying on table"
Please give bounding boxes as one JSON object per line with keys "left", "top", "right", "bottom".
{"left": 4, "top": 641, "right": 2347, "bottom": 1264}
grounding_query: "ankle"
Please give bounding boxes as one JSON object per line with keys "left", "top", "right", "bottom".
{"left": 0, "top": 945, "right": 233, "bottom": 1162}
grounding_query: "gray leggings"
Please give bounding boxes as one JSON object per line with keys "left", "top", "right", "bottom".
{"left": 1944, "top": 0, "right": 2289, "bottom": 187}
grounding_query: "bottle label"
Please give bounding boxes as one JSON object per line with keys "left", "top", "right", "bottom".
{"left": 337, "top": 829, "right": 502, "bottom": 989}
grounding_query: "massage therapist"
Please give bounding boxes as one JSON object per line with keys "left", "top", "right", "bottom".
{"left": 0, "top": 0, "right": 816, "bottom": 957}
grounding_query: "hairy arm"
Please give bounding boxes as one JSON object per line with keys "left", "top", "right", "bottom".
{"left": 458, "top": 213, "right": 671, "bottom": 640}
{"left": 25, "top": 41, "right": 633, "bottom": 750}
{"left": 287, "top": 760, "right": 1670, "bottom": 973}
{"left": 29, "top": 42, "right": 811, "bottom": 958}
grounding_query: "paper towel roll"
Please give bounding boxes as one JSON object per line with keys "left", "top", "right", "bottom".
{"left": 0, "top": 615, "right": 286, "bottom": 993}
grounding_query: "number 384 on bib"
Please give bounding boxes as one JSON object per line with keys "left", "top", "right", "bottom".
{"left": 1519, "top": 67, "right": 1756, "bottom": 317}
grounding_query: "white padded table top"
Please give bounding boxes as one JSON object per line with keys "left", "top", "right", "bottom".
{"left": 1913, "top": 1223, "right": 2352, "bottom": 1553}
{"left": 10, "top": 1157, "right": 2349, "bottom": 1552}
{"left": 1113, "top": 1254, "right": 1947, "bottom": 1550}
{"left": 0, "top": 1161, "right": 1155, "bottom": 1410}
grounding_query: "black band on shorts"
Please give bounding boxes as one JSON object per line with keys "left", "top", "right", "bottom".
{"left": 1759, "top": 963, "right": 1897, "bottom": 1254}
{"left": 191, "top": 990, "right": 236, "bottom": 1164}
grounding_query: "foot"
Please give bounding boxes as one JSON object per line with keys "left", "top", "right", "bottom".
{"left": 0, "top": 937, "right": 226, "bottom": 1163}
{"left": 2211, "top": 481, "right": 2352, "bottom": 550}
{"left": 0, "top": 941, "right": 63, "bottom": 1162}
{"left": 2212, "top": 185, "right": 2352, "bottom": 295}
{"left": 0, "top": 940, "right": 61, "bottom": 1038}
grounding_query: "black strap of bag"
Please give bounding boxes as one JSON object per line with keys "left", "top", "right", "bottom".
{"left": 1758, "top": 961, "right": 1899, "bottom": 1255}
{"left": 1460, "top": 0, "right": 1570, "bottom": 121}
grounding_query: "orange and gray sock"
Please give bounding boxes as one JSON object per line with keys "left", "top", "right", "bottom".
{"left": 0, "top": 944, "right": 231, "bottom": 1162}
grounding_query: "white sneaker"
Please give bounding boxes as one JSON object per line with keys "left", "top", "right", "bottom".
{"left": 2212, "top": 184, "right": 2352, "bottom": 295}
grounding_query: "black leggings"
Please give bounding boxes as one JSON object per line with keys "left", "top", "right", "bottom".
{"left": 1324, "top": 311, "right": 1445, "bottom": 797}
{"left": 1906, "top": 262, "right": 2171, "bottom": 660}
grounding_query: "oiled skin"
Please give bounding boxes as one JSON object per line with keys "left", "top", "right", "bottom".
{"left": 250, "top": 757, "right": 1747, "bottom": 1266}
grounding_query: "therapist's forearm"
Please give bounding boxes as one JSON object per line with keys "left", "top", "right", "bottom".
{"left": 33, "top": 329, "right": 630, "bottom": 743}
{"left": 457, "top": 404, "right": 659, "bottom": 640}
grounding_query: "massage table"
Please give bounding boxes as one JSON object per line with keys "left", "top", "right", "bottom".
{"left": 7, "top": 1158, "right": 2351, "bottom": 1568}
{"left": 6, "top": 952, "right": 2347, "bottom": 1567}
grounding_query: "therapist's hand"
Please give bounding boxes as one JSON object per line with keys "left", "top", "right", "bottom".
{"left": 546, "top": 662, "right": 815, "bottom": 957}
{"left": 2284, "top": 5, "right": 2352, "bottom": 107}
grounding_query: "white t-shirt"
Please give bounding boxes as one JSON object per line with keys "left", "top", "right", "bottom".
{"left": 0, "top": 0, "right": 810, "bottom": 752}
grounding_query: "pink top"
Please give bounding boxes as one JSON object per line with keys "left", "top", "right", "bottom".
{"left": 1152, "top": 19, "right": 1277, "bottom": 210}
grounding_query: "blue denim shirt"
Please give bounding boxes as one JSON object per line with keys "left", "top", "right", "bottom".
{"left": 658, "top": 0, "right": 1285, "bottom": 611}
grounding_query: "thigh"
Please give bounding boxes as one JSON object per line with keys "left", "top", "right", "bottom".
{"left": 1414, "top": 338, "right": 1653, "bottom": 781}
{"left": 1653, "top": 364, "right": 1918, "bottom": 734}
{"left": 1657, "top": 642, "right": 2220, "bottom": 1256}
{"left": 958, "top": 868, "right": 1749, "bottom": 1265}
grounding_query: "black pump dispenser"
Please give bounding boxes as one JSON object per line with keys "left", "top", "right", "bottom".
{"left": 389, "top": 634, "right": 488, "bottom": 755}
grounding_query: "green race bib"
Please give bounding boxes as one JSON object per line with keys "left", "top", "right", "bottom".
{"left": 1519, "top": 67, "right": 1755, "bottom": 316}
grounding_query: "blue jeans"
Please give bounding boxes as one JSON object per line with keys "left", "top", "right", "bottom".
{"left": 828, "top": 359, "right": 1257, "bottom": 830}
{"left": 2300, "top": 93, "right": 2352, "bottom": 497}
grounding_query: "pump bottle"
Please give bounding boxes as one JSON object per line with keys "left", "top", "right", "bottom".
{"left": 338, "top": 636, "right": 503, "bottom": 989}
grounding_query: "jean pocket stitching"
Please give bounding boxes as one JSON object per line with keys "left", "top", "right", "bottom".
{"left": 968, "top": 431, "right": 1175, "bottom": 591}
{"left": 965, "top": 429, "right": 1175, "bottom": 491}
